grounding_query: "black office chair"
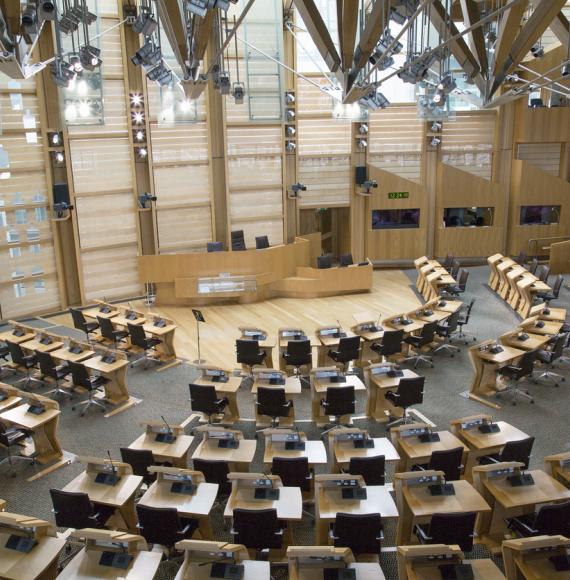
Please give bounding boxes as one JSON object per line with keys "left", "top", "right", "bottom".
{"left": 35, "top": 350, "right": 72, "bottom": 400}
{"left": 127, "top": 323, "right": 161, "bottom": 369}
{"left": 50, "top": 489, "right": 114, "bottom": 529}
{"left": 97, "top": 316, "right": 129, "bottom": 349}
{"left": 371, "top": 329, "right": 404, "bottom": 361}
{"left": 282, "top": 339, "right": 312, "bottom": 378}
{"left": 415, "top": 512, "right": 477, "bottom": 552}
{"left": 536, "top": 264, "right": 550, "bottom": 283}
{"left": 320, "top": 386, "right": 356, "bottom": 434}
{"left": 450, "top": 259, "right": 461, "bottom": 279}
{"left": 207, "top": 241, "right": 224, "bottom": 252}
{"left": 70, "top": 308, "right": 99, "bottom": 342}
{"left": 443, "top": 254, "right": 454, "bottom": 272}
{"left": 528, "top": 257, "right": 538, "bottom": 275}
{"left": 231, "top": 508, "right": 284, "bottom": 558}
{"left": 256, "top": 386, "right": 293, "bottom": 428}
{"left": 330, "top": 513, "right": 383, "bottom": 556}
{"left": 507, "top": 501, "right": 570, "bottom": 538}
{"left": 455, "top": 299, "right": 477, "bottom": 344}
{"left": 348, "top": 455, "right": 385, "bottom": 485}
{"left": 317, "top": 255, "right": 332, "bottom": 269}
{"left": 236, "top": 339, "right": 266, "bottom": 377}
{"left": 136, "top": 505, "right": 198, "bottom": 550}
{"left": 434, "top": 311, "right": 461, "bottom": 356}
{"left": 536, "top": 274, "right": 564, "bottom": 306}
{"left": 385, "top": 376, "right": 425, "bottom": 429}
{"left": 404, "top": 322, "right": 437, "bottom": 368}
{"left": 339, "top": 254, "right": 354, "bottom": 267}
{"left": 0, "top": 341, "right": 16, "bottom": 378}
{"left": 69, "top": 361, "right": 109, "bottom": 416}
{"left": 7, "top": 341, "right": 43, "bottom": 390}
{"left": 444, "top": 268, "right": 469, "bottom": 297}
{"left": 478, "top": 436, "right": 535, "bottom": 469}
{"left": 496, "top": 349, "right": 539, "bottom": 404}
{"left": 0, "top": 420, "right": 34, "bottom": 477}
{"left": 189, "top": 384, "right": 229, "bottom": 424}
{"left": 255, "top": 235, "right": 270, "bottom": 249}
{"left": 192, "top": 458, "right": 231, "bottom": 507}
{"left": 231, "top": 230, "right": 247, "bottom": 251}
{"left": 272, "top": 457, "right": 312, "bottom": 492}
{"left": 120, "top": 447, "right": 160, "bottom": 486}
{"left": 413, "top": 447, "right": 464, "bottom": 481}
{"left": 515, "top": 251, "right": 527, "bottom": 266}
{"left": 328, "top": 336, "right": 361, "bottom": 371}
{"left": 535, "top": 333, "right": 567, "bottom": 386}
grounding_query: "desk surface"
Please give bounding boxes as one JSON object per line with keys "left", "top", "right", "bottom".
{"left": 252, "top": 376, "right": 302, "bottom": 395}
{"left": 0, "top": 404, "right": 60, "bottom": 429}
{"left": 313, "top": 374, "right": 366, "bottom": 393}
{"left": 192, "top": 438, "right": 257, "bottom": 464}
{"left": 194, "top": 376, "right": 242, "bottom": 393}
{"left": 182, "top": 560, "right": 270, "bottom": 580}
{"left": 409, "top": 558, "right": 504, "bottom": 580}
{"left": 83, "top": 307, "right": 119, "bottom": 320}
{"left": 50, "top": 346, "right": 96, "bottom": 363}
{"left": 264, "top": 440, "right": 327, "bottom": 465}
{"left": 333, "top": 437, "right": 400, "bottom": 464}
{"left": 83, "top": 355, "right": 129, "bottom": 373}
{"left": 294, "top": 563, "right": 385, "bottom": 580}
{"left": 398, "top": 431, "right": 468, "bottom": 461}
{"left": 128, "top": 432, "right": 194, "bottom": 461}
{"left": 20, "top": 338, "right": 64, "bottom": 353}
{"left": 138, "top": 481, "right": 218, "bottom": 517}
{"left": 503, "top": 332, "right": 550, "bottom": 351}
{"left": 63, "top": 471, "right": 142, "bottom": 507}
{"left": 0, "top": 394, "right": 22, "bottom": 413}
{"left": 143, "top": 322, "right": 177, "bottom": 336}
{"left": 317, "top": 484, "right": 398, "bottom": 520}
{"left": 0, "top": 531, "right": 65, "bottom": 580}
{"left": 483, "top": 470, "right": 570, "bottom": 509}
{"left": 56, "top": 548, "right": 162, "bottom": 579}
{"left": 386, "top": 320, "right": 424, "bottom": 333}
{"left": 224, "top": 486, "right": 303, "bottom": 520}
{"left": 403, "top": 480, "right": 490, "bottom": 518}
{"left": 0, "top": 330, "right": 36, "bottom": 344}
{"left": 457, "top": 421, "right": 529, "bottom": 451}
{"left": 369, "top": 368, "right": 419, "bottom": 389}
{"left": 477, "top": 345, "right": 526, "bottom": 364}
{"left": 523, "top": 320, "right": 564, "bottom": 336}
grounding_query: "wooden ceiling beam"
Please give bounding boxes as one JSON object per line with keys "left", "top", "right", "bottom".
{"left": 549, "top": 10, "right": 569, "bottom": 48}
{"left": 459, "top": 0, "right": 488, "bottom": 75}
{"left": 339, "top": 0, "right": 359, "bottom": 71}
{"left": 352, "top": 0, "right": 386, "bottom": 71}
{"left": 157, "top": 0, "right": 188, "bottom": 73}
{"left": 190, "top": 11, "right": 215, "bottom": 67}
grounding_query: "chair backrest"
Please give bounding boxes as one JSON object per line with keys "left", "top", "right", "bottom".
{"left": 552, "top": 274, "right": 564, "bottom": 298}
{"left": 443, "top": 254, "right": 453, "bottom": 270}
{"left": 257, "top": 386, "right": 290, "bottom": 418}
{"left": 317, "top": 255, "right": 332, "bottom": 269}
{"left": 462, "top": 299, "right": 476, "bottom": 323}
{"left": 419, "top": 321, "right": 437, "bottom": 346}
{"left": 457, "top": 269, "right": 469, "bottom": 290}
{"left": 395, "top": 376, "right": 425, "bottom": 408}
{"left": 517, "top": 349, "right": 539, "bottom": 377}
{"left": 233, "top": 508, "right": 282, "bottom": 551}
{"left": 348, "top": 455, "right": 385, "bottom": 485}
{"left": 136, "top": 505, "right": 183, "bottom": 547}
{"left": 337, "top": 336, "right": 361, "bottom": 360}
{"left": 192, "top": 458, "right": 231, "bottom": 495}
{"left": 339, "top": 253, "right": 354, "bottom": 267}
{"left": 120, "top": 447, "right": 156, "bottom": 483}
{"left": 35, "top": 350, "right": 56, "bottom": 376}
{"left": 516, "top": 251, "right": 527, "bottom": 265}
{"left": 499, "top": 436, "right": 534, "bottom": 469}
{"left": 451, "top": 259, "right": 461, "bottom": 277}
{"left": 550, "top": 333, "right": 568, "bottom": 361}
{"left": 127, "top": 323, "right": 148, "bottom": 349}
{"left": 534, "top": 501, "right": 570, "bottom": 536}
{"left": 98, "top": 316, "right": 116, "bottom": 341}
{"left": 271, "top": 457, "right": 311, "bottom": 492}
{"left": 236, "top": 339, "right": 261, "bottom": 364}
{"left": 529, "top": 258, "right": 538, "bottom": 274}
{"left": 324, "top": 385, "right": 355, "bottom": 417}
{"left": 333, "top": 513, "right": 382, "bottom": 555}
{"left": 231, "top": 230, "right": 246, "bottom": 251}
{"left": 70, "top": 308, "right": 87, "bottom": 332}
{"left": 7, "top": 341, "right": 26, "bottom": 365}
{"left": 255, "top": 235, "right": 270, "bottom": 249}
{"left": 380, "top": 329, "right": 404, "bottom": 356}
{"left": 427, "top": 512, "right": 477, "bottom": 552}
{"left": 207, "top": 241, "right": 224, "bottom": 252}
{"left": 285, "top": 339, "right": 312, "bottom": 365}
{"left": 536, "top": 264, "right": 550, "bottom": 283}
{"left": 69, "top": 361, "right": 91, "bottom": 388}
{"left": 189, "top": 384, "right": 220, "bottom": 414}
{"left": 50, "top": 489, "right": 96, "bottom": 529}
{"left": 428, "top": 447, "right": 464, "bottom": 481}
{"left": 444, "top": 311, "right": 460, "bottom": 334}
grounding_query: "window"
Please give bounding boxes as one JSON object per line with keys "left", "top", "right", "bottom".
{"left": 520, "top": 205, "right": 561, "bottom": 225}
{"left": 31, "top": 265, "right": 44, "bottom": 276}
{"left": 372, "top": 209, "right": 420, "bottom": 230}
{"left": 9, "top": 247, "right": 22, "bottom": 258}
{"left": 443, "top": 207, "right": 494, "bottom": 227}
{"left": 13, "top": 283, "right": 26, "bottom": 297}
{"left": 6, "top": 230, "right": 19, "bottom": 243}
{"left": 34, "top": 280, "right": 46, "bottom": 293}
{"left": 29, "top": 243, "right": 41, "bottom": 254}
{"left": 12, "top": 191, "right": 24, "bottom": 205}
{"left": 11, "top": 270, "right": 24, "bottom": 280}
{"left": 32, "top": 192, "right": 47, "bottom": 203}
{"left": 34, "top": 207, "right": 47, "bottom": 222}
{"left": 26, "top": 227, "right": 40, "bottom": 241}
{"left": 15, "top": 209, "right": 27, "bottom": 224}
{"left": 0, "top": 210, "right": 6, "bottom": 227}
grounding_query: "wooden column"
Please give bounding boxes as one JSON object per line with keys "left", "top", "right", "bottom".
{"left": 351, "top": 122, "right": 366, "bottom": 262}
{"left": 424, "top": 123, "right": 437, "bottom": 258}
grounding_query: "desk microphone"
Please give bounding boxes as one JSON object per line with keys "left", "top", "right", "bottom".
{"left": 161, "top": 415, "right": 173, "bottom": 436}
{"left": 107, "top": 450, "right": 117, "bottom": 475}
{"left": 336, "top": 319, "right": 343, "bottom": 331}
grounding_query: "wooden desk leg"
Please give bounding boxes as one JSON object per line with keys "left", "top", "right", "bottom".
{"left": 225, "top": 392, "right": 240, "bottom": 424}
{"left": 102, "top": 368, "right": 129, "bottom": 405}
{"left": 316, "top": 516, "right": 329, "bottom": 545}
{"left": 395, "top": 500, "right": 414, "bottom": 546}
{"left": 119, "top": 498, "right": 139, "bottom": 533}
{"left": 262, "top": 347, "right": 273, "bottom": 368}
{"left": 33, "top": 418, "right": 63, "bottom": 464}
{"left": 157, "top": 330, "right": 177, "bottom": 360}
{"left": 366, "top": 385, "right": 376, "bottom": 419}
{"left": 197, "top": 515, "right": 213, "bottom": 539}
{"left": 172, "top": 454, "right": 189, "bottom": 469}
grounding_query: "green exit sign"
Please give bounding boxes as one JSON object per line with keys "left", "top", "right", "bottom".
{"left": 388, "top": 191, "right": 409, "bottom": 199}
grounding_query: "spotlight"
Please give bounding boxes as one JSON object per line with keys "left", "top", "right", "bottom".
{"left": 69, "top": 54, "right": 83, "bottom": 73}
{"left": 430, "top": 137, "right": 441, "bottom": 147}
{"left": 146, "top": 64, "right": 172, "bottom": 86}
{"left": 138, "top": 192, "right": 157, "bottom": 208}
{"left": 357, "top": 138, "right": 367, "bottom": 149}
{"left": 286, "top": 109, "right": 295, "bottom": 121}
{"left": 378, "top": 33, "right": 403, "bottom": 56}
{"left": 132, "top": 7, "right": 158, "bottom": 36}
{"left": 358, "top": 90, "right": 389, "bottom": 110}
{"left": 562, "top": 63, "right": 570, "bottom": 77}
{"left": 132, "top": 111, "right": 144, "bottom": 124}
{"left": 131, "top": 42, "right": 162, "bottom": 68}
{"left": 51, "top": 59, "right": 76, "bottom": 88}
{"left": 369, "top": 51, "right": 394, "bottom": 71}
{"left": 135, "top": 130, "right": 145, "bottom": 142}
{"left": 187, "top": 0, "right": 215, "bottom": 17}
{"left": 22, "top": 3, "right": 38, "bottom": 30}
{"left": 530, "top": 43, "right": 544, "bottom": 58}
{"left": 39, "top": 1, "right": 56, "bottom": 20}
{"left": 53, "top": 201, "right": 73, "bottom": 218}
{"left": 285, "top": 91, "right": 295, "bottom": 104}
{"left": 232, "top": 82, "right": 245, "bottom": 104}
{"left": 389, "top": 8, "right": 406, "bottom": 25}
{"left": 136, "top": 147, "right": 148, "bottom": 159}
{"left": 79, "top": 45, "right": 101, "bottom": 71}
{"left": 358, "top": 124, "right": 368, "bottom": 135}
{"left": 363, "top": 179, "right": 378, "bottom": 193}
{"left": 286, "top": 125, "right": 296, "bottom": 136}
{"left": 54, "top": 151, "right": 65, "bottom": 164}
{"left": 218, "top": 72, "right": 231, "bottom": 95}
{"left": 430, "top": 121, "right": 442, "bottom": 132}
{"left": 289, "top": 182, "right": 306, "bottom": 197}
{"left": 285, "top": 140, "right": 296, "bottom": 152}
{"left": 130, "top": 93, "right": 143, "bottom": 107}
{"left": 398, "top": 50, "right": 439, "bottom": 84}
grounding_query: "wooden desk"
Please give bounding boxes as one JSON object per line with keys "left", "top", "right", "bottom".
{"left": 83, "top": 355, "right": 129, "bottom": 405}
{"left": 19, "top": 337, "right": 64, "bottom": 354}
{"left": 277, "top": 329, "right": 317, "bottom": 373}
{"left": 142, "top": 319, "right": 177, "bottom": 361}
{"left": 529, "top": 303, "right": 567, "bottom": 322}
{"left": 138, "top": 467, "right": 217, "bottom": 538}
{"left": 519, "top": 279, "right": 552, "bottom": 318}
{"left": 314, "top": 474, "right": 398, "bottom": 544}
{"left": 544, "top": 451, "right": 570, "bottom": 488}
{"left": 521, "top": 317, "right": 563, "bottom": 336}
{"left": 191, "top": 427, "right": 257, "bottom": 472}
{"left": 0, "top": 327, "right": 36, "bottom": 344}
{"left": 385, "top": 317, "right": 425, "bottom": 334}
{"left": 488, "top": 253, "right": 507, "bottom": 291}
{"left": 497, "top": 259, "right": 517, "bottom": 299}
{"left": 351, "top": 321, "right": 384, "bottom": 365}
{"left": 262, "top": 429, "right": 327, "bottom": 467}
{"left": 328, "top": 429, "right": 399, "bottom": 472}
{"left": 500, "top": 330, "right": 550, "bottom": 351}
{"left": 502, "top": 535, "right": 570, "bottom": 580}
{"left": 128, "top": 425, "right": 193, "bottom": 468}
{"left": 63, "top": 457, "right": 142, "bottom": 532}
{"left": 505, "top": 266, "right": 528, "bottom": 309}
{"left": 194, "top": 368, "right": 241, "bottom": 424}
{"left": 83, "top": 305, "right": 120, "bottom": 320}
{"left": 0, "top": 400, "right": 62, "bottom": 464}
{"left": 239, "top": 327, "right": 274, "bottom": 368}
{"left": 252, "top": 373, "right": 301, "bottom": 395}
{"left": 177, "top": 560, "right": 269, "bottom": 580}
{"left": 0, "top": 383, "right": 23, "bottom": 413}
{"left": 50, "top": 345, "right": 95, "bottom": 363}
{"left": 315, "top": 328, "right": 358, "bottom": 366}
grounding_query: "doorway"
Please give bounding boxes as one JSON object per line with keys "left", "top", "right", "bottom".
{"left": 299, "top": 207, "right": 351, "bottom": 261}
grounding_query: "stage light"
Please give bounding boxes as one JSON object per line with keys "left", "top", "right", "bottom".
{"left": 22, "top": 4, "right": 38, "bottom": 29}
{"left": 132, "top": 111, "right": 144, "bottom": 124}
{"left": 51, "top": 59, "right": 76, "bottom": 88}
{"left": 39, "top": 1, "right": 56, "bottom": 21}
{"left": 286, "top": 109, "right": 295, "bottom": 121}
{"left": 54, "top": 151, "right": 65, "bottom": 164}
{"left": 530, "top": 43, "right": 544, "bottom": 58}
{"left": 132, "top": 7, "right": 158, "bottom": 36}
{"left": 130, "top": 93, "right": 143, "bottom": 106}
{"left": 69, "top": 54, "right": 83, "bottom": 73}
{"left": 232, "top": 82, "right": 245, "bottom": 104}
{"left": 430, "top": 137, "right": 441, "bottom": 147}
{"left": 357, "top": 138, "right": 367, "bottom": 149}
{"left": 358, "top": 124, "right": 368, "bottom": 135}
{"left": 79, "top": 45, "right": 101, "bottom": 71}
{"left": 135, "top": 130, "right": 145, "bottom": 142}
{"left": 285, "top": 140, "right": 296, "bottom": 152}
{"left": 138, "top": 147, "right": 147, "bottom": 158}
{"left": 562, "top": 63, "right": 570, "bottom": 77}
{"left": 285, "top": 91, "right": 295, "bottom": 104}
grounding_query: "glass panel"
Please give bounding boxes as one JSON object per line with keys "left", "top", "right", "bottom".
{"left": 29, "top": 244, "right": 41, "bottom": 254}
{"left": 6, "top": 230, "right": 19, "bottom": 243}
{"left": 0, "top": 211, "right": 6, "bottom": 227}
{"left": 34, "top": 280, "right": 46, "bottom": 293}
{"left": 26, "top": 227, "right": 40, "bottom": 241}
{"left": 31, "top": 265, "right": 44, "bottom": 276}
{"left": 372, "top": 209, "right": 420, "bottom": 230}
{"left": 9, "top": 247, "right": 22, "bottom": 258}
{"left": 34, "top": 207, "right": 48, "bottom": 222}
{"left": 14, "top": 283, "right": 26, "bottom": 298}
{"left": 443, "top": 207, "right": 494, "bottom": 227}
{"left": 11, "top": 270, "right": 25, "bottom": 280}
{"left": 14, "top": 209, "right": 27, "bottom": 224}
{"left": 520, "top": 206, "right": 561, "bottom": 225}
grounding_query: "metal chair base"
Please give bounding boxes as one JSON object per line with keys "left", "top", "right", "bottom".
{"left": 73, "top": 393, "right": 107, "bottom": 416}
{"left": 433, "top": 342, "right": 460, "bottom": 356}
{"left": 534, "top": 370, "right": 565, "bottom": 386}
{"left": 16, "top": 373, "right": 45, "bottom": 390}
{"left": 130, "top": 353, "right": 161, "bottom": 370}
{"left": 496, "top": 383, "right": 534, "bottom": 405}
{"left": 0, "top": 450, "right": 36, "bottom": 478}
{"left": 404, "top": 352, "right": 434, "bottom": 369}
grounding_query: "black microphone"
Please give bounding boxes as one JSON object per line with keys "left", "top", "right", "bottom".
{"left": 107, "top": 450, "right": 117, "bottom": 474}
{"left": 161, "top": 415, "right": 173, "bottom": 436}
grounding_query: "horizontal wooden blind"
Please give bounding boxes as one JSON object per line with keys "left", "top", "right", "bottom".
{"left": 0, "top": 93, "right": 40, "bottom": 131}
{"left": 298, "top": 156, "right": 351, "bottom": 207}
{"left": 151, "top": 123, "right": 209, "bottom": 164}
{"left": 369, "top": 106, "right": 424, "bottom": 153}
{"left": 516, "top": 143, "right": 562, "bottom": 176}
{"left": 99, "top": 18, "right": 123, "bottom": 78}
{"left": 297, "top": 77, "right": 335, "bottom": 117}
{"left": 297, "top": 118, "right": 351, "bottom": 156}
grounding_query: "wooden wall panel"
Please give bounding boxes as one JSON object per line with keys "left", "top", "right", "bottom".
{"left": 516, "top": 143, "right": 562, "bottom": 176}
{"left": 298, "top": 156, "right": 351, "bottom": 207}
{"left": 230, "top": 189, "right": 283, "bottom": 220}
{"left": 227, "top": 156, "right": 282, "bottom": 189}
{"left": 297, "top": 77, "right": 335, "bottom": 117}
{"left": 368, "top": 153, "right": 422, "bottom": 183}
{"left": 297, "top": 118, "right": 352, "bottom": 155}
{"left": 514, "top": 98, "right": 570, "bottom": 143}
{"left": 150, "top": 123, "right": 209, "bottom": 163}
{"left": 1, "top": 134, "right": 44, "bottom": 171}
{"left": 237, "top": 219, "right": 284, "bottom": 247}
{"left": 0, "top": 277, "right": 60, "bottom": 319}
{"left": 0, "top": 172, "right": 48, "bottom": 204}
{"left": 154, "top": 164, "right": 211, "bottom": 206}
{"left": 99, "top": 18, "right": 123, "bottom": 77}
{"left": 227, "top": 125, "right": 282, "bottom": 156}
{"left": 0, "top": 93, "right": 40, "bottom": 131}
{"left": 156, "top": 206, "right": 213, "bottom": 252}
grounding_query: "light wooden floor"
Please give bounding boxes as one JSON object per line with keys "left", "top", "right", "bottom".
{"left": 51, "top": 270, "right": 421, "bottom": 369}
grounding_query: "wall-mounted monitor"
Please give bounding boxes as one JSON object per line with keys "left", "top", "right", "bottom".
{"left": 372, "top": 209, "right": 420, "bottom": 230}
{"left": 519, "top": 205, "right": 561, "bottom": 225}
{"left": 443, "top": 207, "right": 494, "bottom": 227}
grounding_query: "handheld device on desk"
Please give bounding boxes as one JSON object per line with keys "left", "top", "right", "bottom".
{"left": 37, "top": 333, "right": 53, "bottom": 346}
{"left": 265, "top": 428, "right": 306, "bottom": 451}
{"left": 333, "top": 428, "right": 375, "bottom": 449}
{"left": 68, "top": 340, "right": 85, "bottom": 355}
{"left": 153, "top": 467, "right": 198, "bottom": 495}
{"left": 208, "top": 429, "right": 240, "bottom": 449}
{"left": 151, "top": 416, "right": 178, "bottom": 443}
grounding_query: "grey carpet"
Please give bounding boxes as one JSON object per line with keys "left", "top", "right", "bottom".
{"left": 1, "top": 265, "right": 569, "bottom": 579}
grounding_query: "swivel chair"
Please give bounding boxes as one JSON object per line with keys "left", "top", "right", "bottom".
{"left": 404, "top": 322, "right": 437, "bottom": 368}
{"left": 330, "top": 513, "right": 383, "bottom": 556}
{"left": 120, "top": 447, "right": 160, "bottom": 487}
{"left": 0, "top": 421, "right": 34, "bottom": 477}
{"left": 413, "top": 447, "right": 464, "bottom": 481}
{"left": 7, "top": 342, "right": 42, "bottom": 390}
{"left": 69, "top": 361, "right": 109, "bottom": 416}
{"left": 444, "top": 269, "right": 469, "bottom": 297}
{"left": 255, "top": 235, "right": 270, "bottom": 249}
{"left": 478, "top": 436, "right": 535, "bottom": 469}
{"left": 50, "top": 489, "right": 114, "bottom": 529}
{"left": 535, "top": 333, "right": 567, "bottom": 386}
{"left": 207, "top": 241, "right": 224, "bottom": 252}
{"left": 231, "top": 230, "right": 247, "bottom": 251}
{"left": 36, "top": 350, "right": 72, "bottom": 400}
{"left": 98, "top": 316, "right": 129, "bottom": 349}
{"left": 236, "top": 339, "right": 266, "bottom": 378}
{"left": 320, "top": 386, "right": 356, "bottom": 434}
{"left": 454, "top": 299, "right": 477, "bottom": 344}
{"left": 507, "top": 501, "right": 570, "bottom": 538}
{"left": 317, "top": 255, "right": 332, "bottom": 269}
{"left": 371, "top": 329, "right": 404, "bottom": 362}
{"left": 415, "top": 512, "right": 477, "bottom": 552}
{"left": 282, "top": 339, "right": 312, "bottom": 379}
{"left": 189, "top": 384, "right": 229, "bottom": 424}
{"left": 231, "top": 508, "right": 284, "bottom": 559}
{"left": 496, "top": 349, "right": 539, "bottom": 404}
{"left": 434, "top": 311, "right": 461, "bottom": 356}
{"left": 256, "top": 386, "right": 293, "bottom": 428}
{"left": 347, "top": 455, "right": 385, "bottom": 485}
{"left": 128, "top": 323, "right": 162, "bottom": 369}
{"left": 136, "top": 505, "right": 198, "bottom": 551}
{"left": 70, "top": 308, "right": 99, "bottom": 343}
{"left": 328, "top": 336, "right": 361, "bottom": 372}
{"left": 339, "top": 254, "right": 354, "bottom": 267}
{"left": 536, "top": 275, "right": 564, "bottom": 307}
{"left": 385, "top": 376, "right": 425, "bottom": 429}
{"left": 271, "top": 457, "right": 314, "bottom": 519}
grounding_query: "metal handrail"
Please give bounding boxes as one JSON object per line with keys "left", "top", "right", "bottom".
{"left": 528, "top": 236, "right": 570, "bottom": 258}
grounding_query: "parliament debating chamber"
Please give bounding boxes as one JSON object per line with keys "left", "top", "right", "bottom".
{"left": 2, "top": 1, "right": 570, "bottom": 579}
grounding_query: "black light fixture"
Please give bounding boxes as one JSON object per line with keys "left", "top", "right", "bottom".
{"left": 79, "top": 45, "right": 101, "bottom": 71}
{"left": 138, "top": 192, "right": 156, "bottom": 208}
{"left": 132, "top": 7, "right": 158, "bottom": 36}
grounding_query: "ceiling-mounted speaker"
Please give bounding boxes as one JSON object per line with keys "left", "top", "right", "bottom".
{"left": 355, "top": 166, "right": 367, "bottom": 186}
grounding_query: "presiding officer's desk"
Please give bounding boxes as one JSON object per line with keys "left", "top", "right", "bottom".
{"left": 314, "top": 473, "right": 398, "bottom": 545}
{"left": 56, "top": 529, "right": 162, "bottom": 580}
{"left": 138, "top": 467, "right": 218, "bottom": 539}
{"left": 62, "top": 456, "right": 142, "bottom": 532}
{"left": 472, "top": 462, "right": 570, "bottom": 549}
{"left": 544, "top": 451, "right": 570, "bottom": 487}
{"left": 450, "top": 415, "right": 530, "bottom": 481}
{"left": 191, "top": 425, "right": 256, "bottom": 471}
{"left": 288, "top": 546, "right": 385, "bottom": 580}
{"left": 326, "top": 427, "right": 399, "bottom": 473}
{"left": 193, "top": 365, "right": 241, "bottom": 424}
{"left": 262, "top": 428, "right": 327, "bottom": 468}
{"left": 0, "top": 383, "right": 23, "bottom": 413}
{"left": 128, "top": 421, "right": 193, "bottom": 468}
{"left": 238, "top": 327, "right": 274, "bottom": 368}
{"left": 174, "top": 540, "right": 270, "bottom": 580}
{"left": 394, "top": 470, "right": 490, "bottom": 546}
{"left": 0, "top": 511, "right": 65, "bottom": 580}
{"left": 502, "top": 535, "right": 570, "bottom": 580}
{"left": 397, "top": 544, "right": 505, "bottom": 580}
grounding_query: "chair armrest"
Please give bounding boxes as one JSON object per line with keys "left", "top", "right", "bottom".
{"left": 320, "top": 399, "right": 329, "bottom": 408}
{"left": 180, "top": 524, "right": 192, "bottom": 535}
{"left": 229, "top": 528, "right": 238, "bottom": 536}
{"left": 328, "top": 528, "right": 338, "bottom": 541}
{"left": 507, "top": 516, "right": 539, "bottom": 535}
{"left": 479, "top": 455, "right": 500, "bottom": 464}
{"left": 274, "top": 528, "right": 284, "bottom": 536}
{"left": 377, "top": 529, "right": 384, "bottom": 541}
{"left": 414, "top": 524, "right": 432, "bottom": 543}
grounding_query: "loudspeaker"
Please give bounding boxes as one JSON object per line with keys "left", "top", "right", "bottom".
{"left": 355, "top": 166, "right": 367, "bottom": 185}
{"left": 53, "top": 183, "right": 70, "bottom": 206}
